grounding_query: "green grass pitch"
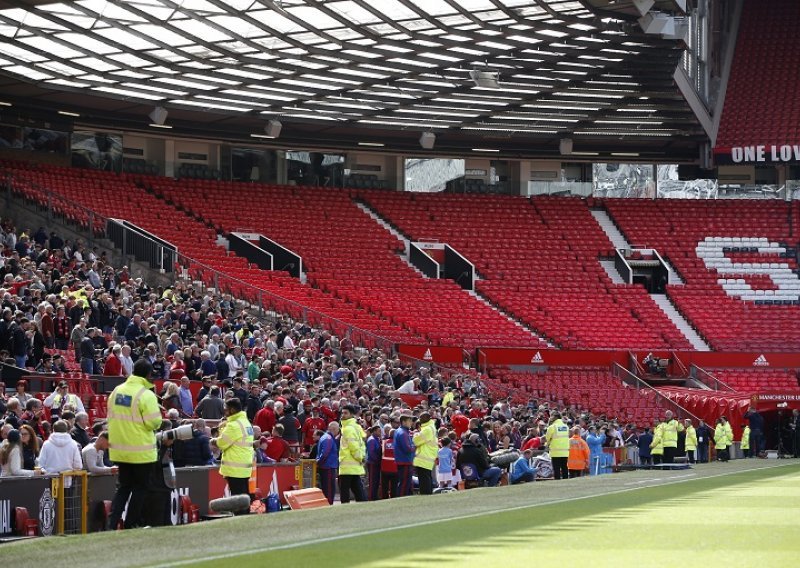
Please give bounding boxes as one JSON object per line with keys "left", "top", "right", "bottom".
{"left": 5, "top": 460, "right": 799, "bottom": 567}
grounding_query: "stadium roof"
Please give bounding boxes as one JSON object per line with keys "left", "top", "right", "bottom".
{"left": 0, "top": 0, "right": 704, "bottom": 158}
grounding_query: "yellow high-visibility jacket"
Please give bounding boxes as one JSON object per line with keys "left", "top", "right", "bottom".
{"left": 108, "top": 375, "right": 162, "bottom": 464}
{"left": 413, "top": 420, "right": 438, "bottom": 471}
{"left": 339, "top": 418, "right": 365, "bottom": 475}
{"left": 217, "top": 411, "right": 254, "bottom": 479}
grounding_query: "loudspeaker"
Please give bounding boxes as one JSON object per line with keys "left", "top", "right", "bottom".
{"left": 559, "top": 138, "right": 573, "bottom": 155}
{"left": 419, "top": 131, "right": 435, "bottom": 150}
{"left": 148, "top": 106, "right": 168, "bottom": 125}
{"left": 265, "top": 119, "right": 282, "bottom": 138}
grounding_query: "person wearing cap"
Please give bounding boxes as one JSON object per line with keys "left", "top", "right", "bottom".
{"left": 338, "top": 404, "right": 366, "bottom": 503}
{"left": 44, "top": 380, "right": 86, "bottom": 418}
{"left": 393, "top": 414, "right": 415, "bottom": 497}
{"left": 413, "top": 411, "right": 437, "bottom": 495}
{"left": 107, "top": 358, "right": 163, "bottom": 529}
{"left": 457, "top": 433, "right": 502, "bottom": 487}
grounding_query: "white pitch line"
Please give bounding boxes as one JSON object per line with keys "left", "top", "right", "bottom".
{"left": 157, "top": 462, "right": 798, "bottom": 568}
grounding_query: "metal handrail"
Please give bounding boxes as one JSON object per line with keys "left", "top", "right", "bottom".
{"left": 4, "top": 169, "right": 399, "bottom": 354}
{"left": 612, "top": 362, "right": 702, "bottom": 422}
{"left": 691, "top": 364, "right": 735, "bottom": 392}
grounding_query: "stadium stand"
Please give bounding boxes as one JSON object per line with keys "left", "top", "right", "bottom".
{"left": 716, "top": 0, "right": 800, "bottom": 149}
{"left": 138, "top": 177, "right": 545, "bottom": 351}
{"left": 360, "top": 191, "right": 692, "bottom": 350}
{"left": 484, "top": 367, "right": 665, "bottom": 425}
{"left": 604, "top": 198, "right": 800, "bottom": 351}
{"left": 700, "top": 368, "right": 800, "bottom": 393}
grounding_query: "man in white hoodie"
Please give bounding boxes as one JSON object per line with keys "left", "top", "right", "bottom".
{"left": 38, "top": 420, "right": 83, "bottom": 475}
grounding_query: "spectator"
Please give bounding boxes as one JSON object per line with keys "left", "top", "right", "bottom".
{"left": 70, "top": 411, "right": 92, "bottom": 449}
{"left": 0, "top": 429, "right": 37, "bottom": 477}
{"left": 509, "top": 449, "right": 537, "bottom": 484}
{"left": 19, "top": 424, "right": 40, "bottom": 470}
{"left": 254, "top": 399, "right": 276, "bottom": 435}
{"left": 3, "top": 397, "right": 21, "bottom": 429}
{"left": 38, "top": 420, "right": 82, "bottom": 474}
{"left": 104, "top": 344, "right": 123, "bottom": 376}
{"left": 178, "top": 376, "right": 194, "bottom": 418}
{"left": 276, "top": 402, "right": 300, "bottom": 445}
{"left": 457, "top": 433, "right": 502, "bottom": 487}
{"left": 119, "top": 344, "right": 134, "bottom": 377}
{"left": 260, "top": 424, "right": 291, "bottom": 462}
{"left": 173, "top": 419, "right": 212, "bottom": 467}
{"left": 160, "top": 382, "right": 182, "bottom": 416}
{"left": 436, "top": 436, "right": 455, "bottom": 488}
{"left": 195, "top": 386, "right": 224, "bottom": 420}
{"left": 82, "top": 432, "right": 116, "bottom": 474}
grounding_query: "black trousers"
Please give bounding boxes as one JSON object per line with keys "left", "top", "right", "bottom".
{"left": 652, "top": 454, "right": 663, "bottom": 465}
{"left": 396, "top": 465, "right": 413, "bottom": 497}
{"left": 568, "top": 469, "right": 583, "bottom": 478}
{"left": 381, "top": 471, "right": 397, "bottom": 499}
{"left": 143, "top": 490, "right": 171, "bottom": 527}
{"left": 338, "top": 474, "right": 366, "bottom": 503}
{"left": 663, "top": 446, "right": 677, "bottom": 463}
{"left": 415, "top": 466, "right": 433, "bottom": 495}
{"left": 226, "top": 477, "right": 250, "bottom": 496}
{"left": 110, "top": 462, "right": 153, "bottom": 530}
{"left": 319, "top": 468, "right": 337, "bottom": 505}
{"left": 686, "top": 450, "right": 696, "bottom": 464}
{"left": 552, "top": 457, "right": 569, "bottom": 480}
{"left": 367, "top": 463, "right": 381, "bottom": 501}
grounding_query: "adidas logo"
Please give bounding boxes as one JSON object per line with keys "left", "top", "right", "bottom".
{"left": 753, "top": 354, "right": 769, "bottom": 367}
{"left": 423, "top": 348, "right": 433, "bottom": 361}
{"left": 531, "top": 351, "right": 544, "bottom": 364}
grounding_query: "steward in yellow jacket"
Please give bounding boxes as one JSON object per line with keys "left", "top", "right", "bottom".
{"left": 714, "top": 419, "right": 729, "bottom": 462}
{"left": 413, "top": 412, "right": 438, "bottom": 495}
{"left": 650, "top": 420, "right": 665, "bottom": 464}
{"left": 107, "top": 359, "right": 164, "bottom": 530}
{"left": 741, "top": 425, "right": 751, "bottom": 458}
{"left": 683, "top": 419, "right": 698, "bottom": 463}
{"left": 338, "top": 404, "right": 367, "bottom": 503}
{"left": 213, "top": 398, "right": 254, "bottom": 495}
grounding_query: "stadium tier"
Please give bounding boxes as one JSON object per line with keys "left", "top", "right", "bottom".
{"left": 139, "top": 177, "right": 545, "bottom": 351}
{"left": 702, "top": 368, "right": 800, "bottom": 393}
{"left": 484, "top": 367, "right": 664, "bottom": 425}
{"left": 361, "top": 191, "right": 692, "bottom": 350}
{"left": 716, "top": 0, "right": 800, "bottom": 149}
{"left": 604, "top": 198, "right": 800, "bottom": 351}
{"left": 1, "top": 161, "right": 419, "bottom": 346}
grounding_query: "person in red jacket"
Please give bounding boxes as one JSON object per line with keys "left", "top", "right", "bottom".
{"left": 451, "top": 410, "right": 469, "bottom": 439}
{"left": 260, "top": 424, "right": 291, "bottom": 462}
{"left": 104, "top": 344, "right": 123, "bottom": 376}
{"left": 301, "top": 407, "right": 326, "bottom": 452}
{"left": 254, "top": 399, "right": 276, "bottom": 435}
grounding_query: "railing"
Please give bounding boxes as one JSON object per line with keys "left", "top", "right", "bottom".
{"left": 612, "top": 362, "right": 701, "bottom": 422}
{"left": 107, "top": 218, "right": 177, "bottom": 273}
{"left": 4, "top": 170, "right": 400, "bottom": 355}
{"left": 691, "top": 364, "right": 735, "bottom": 392}
{"left": 671, "top": 351, "right": 690, "bottom": 377}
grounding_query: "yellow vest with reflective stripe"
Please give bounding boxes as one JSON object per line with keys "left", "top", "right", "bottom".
{"left": 714, "top": 424, "right": 728, "bottom": 448}
{"left": 339, "top": 418, "right": 365, "bottom": 475}
{"left": 107, "top": 375, "right": 163, "bottom": 464}
{"left": 546, "top": 419, "right": 570, "bottom": 458}
{"left": 218, "top": 411, "right": 254, "bottom": 479}
{"left": 662, "top": 419, "right": 683, "bottom": 448}
{"left": 741, "top": 426, "right": 750, "bottom": 450}
{"left": 413, "top": 421, "right": 438, "bottom": 470}
{"left": 684, "top": 425, "right": 697, "bottom": 451}
{"left": 650, "top": 423, "right": 664, "bottom": 455}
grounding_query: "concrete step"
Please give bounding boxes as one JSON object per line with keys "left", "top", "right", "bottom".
{"left": 590, "top": 209, "right": 630, "bottom": 250}
{"left": 650, "top": 294, "right": 711, "bottom": 351}
{"left": 599, "top": 259, "right": 626, "bottom": 284}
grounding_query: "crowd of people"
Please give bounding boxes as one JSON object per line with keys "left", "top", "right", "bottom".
{"left": 0, "top": 218, "right": 792, "bottom": 516}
